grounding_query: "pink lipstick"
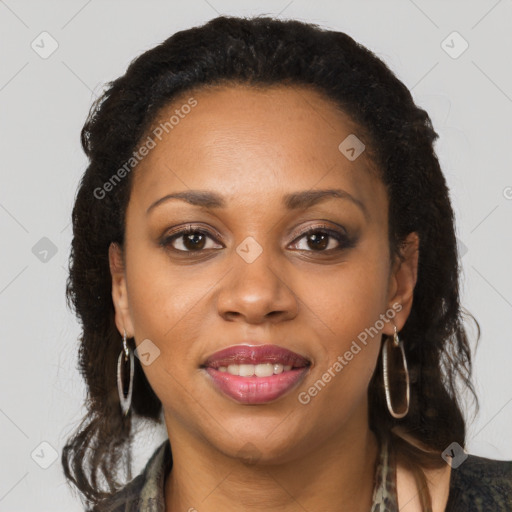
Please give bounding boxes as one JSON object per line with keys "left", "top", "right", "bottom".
{"left": 202, "top": 344, "right": 310, "bottom": 404}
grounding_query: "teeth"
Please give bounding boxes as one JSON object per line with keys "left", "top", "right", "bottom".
{"left": 239, "top": 364, "right": 255, "bottom": 377}
{"left": 217, "top": 363, "right": 296, "bottom": 376}
{"left": 273, "top": 363, "right": 283, "bottom": 374}
{"left": 255, "top": 363, "right": 274, "bottom": 377}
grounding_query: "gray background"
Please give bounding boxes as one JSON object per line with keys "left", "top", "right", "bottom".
{"left": 1, "top": 0, "right": 511, "bottom": 510}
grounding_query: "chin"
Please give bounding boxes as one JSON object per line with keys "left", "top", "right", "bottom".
{"left": 212, "top": 426, "right": 308, "bottom": 466}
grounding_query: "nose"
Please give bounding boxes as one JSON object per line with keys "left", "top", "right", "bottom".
{"left": 215, "top": 248, "right": 299, "bottom": 325}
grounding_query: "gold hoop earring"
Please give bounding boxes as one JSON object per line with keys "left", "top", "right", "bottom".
{"left": 382, "top": 325, "right": 410, "bottom": 419}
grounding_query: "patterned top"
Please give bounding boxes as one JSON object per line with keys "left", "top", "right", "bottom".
{"left": 91, "top": 436, "right": 512, "bottom": 511}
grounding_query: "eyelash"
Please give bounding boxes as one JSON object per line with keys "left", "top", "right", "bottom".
{"left": 160, "top": 224, "right": 354, "bottom": 255}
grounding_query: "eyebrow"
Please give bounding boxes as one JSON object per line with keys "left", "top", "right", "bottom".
{"left": 146, "top": 188, "right": 368, "bottom": 219}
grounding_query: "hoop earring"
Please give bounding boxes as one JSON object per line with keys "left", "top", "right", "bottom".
{"left": 117, "top": 329, "right": 134, "bottom": 416}
{"left": 382, "top": 325, "right": 410, "bottom": 419}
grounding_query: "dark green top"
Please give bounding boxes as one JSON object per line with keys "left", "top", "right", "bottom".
{"left": 91, "top": 438, "right": 512, "bottom": 511}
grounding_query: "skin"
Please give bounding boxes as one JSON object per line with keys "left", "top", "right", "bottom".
{"left": 396, "top": 456, "right": 451, "bottom": 511}
{"left": 109, "top": 84, "right": 449, "bottom": 511}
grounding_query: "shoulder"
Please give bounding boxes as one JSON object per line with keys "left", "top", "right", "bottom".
{"left": 87, "top": 439, "right": 172, "bottom": 512}
{"left": 445, "top": 454, "right": 512, "bottom": 512}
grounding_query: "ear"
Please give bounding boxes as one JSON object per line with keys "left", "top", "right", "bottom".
{"left": 109, "top": 242, "right": 135, "bottom": 338}
{"left": 383, "top": 232, "right": 420, "bottom": 336}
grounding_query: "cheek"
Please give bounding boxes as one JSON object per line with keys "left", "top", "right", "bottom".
{"left": 295, "top": 263, "right": 387, "bottom": 411}
{"left": 123, "top": 244, "right": 230, "bottom": 389}
{"left": 126, "top": 245, "right": 209, "bottom": 339}
{"left": 301, "top": 257, "right": 390, "bottom": 340}
{"left": 294, "top": 254, "right": 389, "bottom": 399}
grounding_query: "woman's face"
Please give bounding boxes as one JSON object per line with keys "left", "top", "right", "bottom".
{"left": 110, "top": 84, "right": 418, "bottom": 462}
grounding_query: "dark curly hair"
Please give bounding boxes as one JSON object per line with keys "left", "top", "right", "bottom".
{"left": 62, "top": 14, "right": 479, "bottom": 511}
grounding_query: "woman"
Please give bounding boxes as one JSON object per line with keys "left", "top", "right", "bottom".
{"left": 62, "top": 15, "right": 512, "bottom": 512}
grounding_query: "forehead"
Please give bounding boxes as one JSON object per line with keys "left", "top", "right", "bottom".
{"left": 130, "top": 84, "right": 384, "bottom": 214}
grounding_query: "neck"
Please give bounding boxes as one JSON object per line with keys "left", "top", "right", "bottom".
{"left": 164, "top": 415, "right": 380, "bottom": 512}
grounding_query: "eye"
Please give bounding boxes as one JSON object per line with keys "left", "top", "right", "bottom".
{"left": 289, "top": 225, "right": 353, "bottom": 252}
{"left": 160, "top": 225, "right": 223, "bottom": 253}
{"left": 160, "top": 223, "right": 355, "bottom": 255}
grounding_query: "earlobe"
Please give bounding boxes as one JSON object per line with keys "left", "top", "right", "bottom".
{"left": 109, "top": 242, "right": 134, "bottom": 337}
{"left": 385, "top": 232, "right": 420, "bottom": 335}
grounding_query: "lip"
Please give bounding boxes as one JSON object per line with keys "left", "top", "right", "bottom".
{"left": 202, "top": 344, "right": 310, "bottom": 369}
{"left": 201, "top": 344, "right": 311, "bottom": 405}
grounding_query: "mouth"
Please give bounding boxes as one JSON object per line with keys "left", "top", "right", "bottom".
{"left": 201, "top": 344, "right": 311, "bottom": 404}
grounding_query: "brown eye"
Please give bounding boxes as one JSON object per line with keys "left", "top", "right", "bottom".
{"left": 161, "top": 226, "right": 223, "bottom": 253}
{"left": 290, "top": 226, "right": 354, "bottom": 253}
{"left": 160, "top": 224, "right": 355, "bottom": 256}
